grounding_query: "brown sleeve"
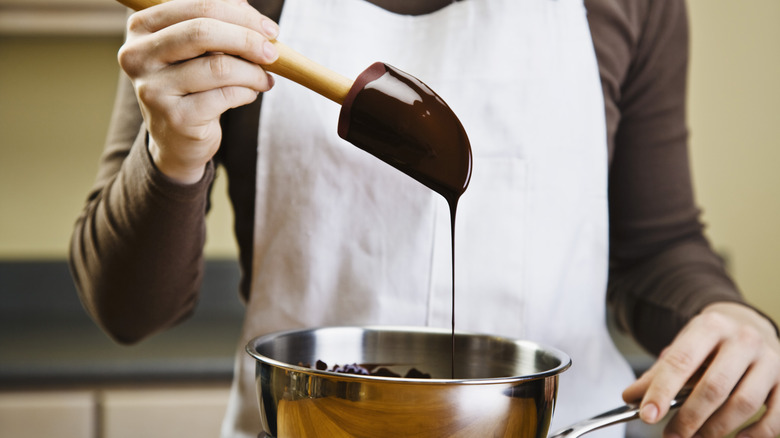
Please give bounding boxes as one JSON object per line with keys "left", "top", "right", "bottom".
{"left": 588, "top": 0, "right": 763, "bottom": 355}
{"left": 68, "top": 1, "right": 289, "bottom": 344}
{"left": 69, "top": 71, "right": 215, "bottom": 344}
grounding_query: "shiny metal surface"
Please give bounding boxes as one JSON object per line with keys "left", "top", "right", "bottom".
{"left": 548, "top": 389, "right": 690, "bottom": 438}
{"left": 246, "top": 326, "right": 571, "bottom": 438}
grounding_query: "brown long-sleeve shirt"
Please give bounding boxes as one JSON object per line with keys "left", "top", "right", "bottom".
{"left": 70, "top": 0, "right": 754, "bottom": 356}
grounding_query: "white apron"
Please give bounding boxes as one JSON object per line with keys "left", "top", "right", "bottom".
{"left": 222, "top": 0, "right": 636, "bottom": 436}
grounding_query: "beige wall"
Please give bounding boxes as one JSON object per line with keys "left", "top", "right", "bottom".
{"left": 0, "top": 35, "right": 237, "bottom": 259}
{"left": 0, "top": 1, "right": 778, "bottom": 322}
{"left": 687, "top": 0, "right": 780, "bottom": 323}
{"left": 1, "top": 36, "right": 124, "bottom": 258}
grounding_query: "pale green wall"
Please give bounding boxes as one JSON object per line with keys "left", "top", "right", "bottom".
{"left": 0, "top": 1, "right": 778, "bottom": 323}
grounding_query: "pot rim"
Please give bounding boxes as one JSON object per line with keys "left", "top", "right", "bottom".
{"left": 245, "top": 325, "right": 572, "bottom": 385}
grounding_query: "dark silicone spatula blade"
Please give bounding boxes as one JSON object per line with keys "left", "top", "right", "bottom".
{"left": 338, "top": 62, "right": 472, "bottom": 201}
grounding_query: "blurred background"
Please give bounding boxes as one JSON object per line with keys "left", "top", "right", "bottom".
{"left": 1, "top": 0, "right": 778, "bottom": 437}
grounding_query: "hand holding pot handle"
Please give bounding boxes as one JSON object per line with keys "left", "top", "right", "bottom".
{"left": 548, "top": 389, "right": 690, "bottom": 438}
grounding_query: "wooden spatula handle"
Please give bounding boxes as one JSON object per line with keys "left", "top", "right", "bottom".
{"left": 116, "top": 0, "right": 353, "bottom": 104}
{"left": 267, "top": 41, "right": 352, "bottom": 104}
{"left": 117, "top": 0, "right": 159, "bottom": 9}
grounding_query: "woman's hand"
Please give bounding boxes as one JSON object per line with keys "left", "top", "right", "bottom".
{"left": 624, "top": 302, "right": 780, "bottom": 438}
{"left": 118, "top": 0, "right": 279, "bottom": 183}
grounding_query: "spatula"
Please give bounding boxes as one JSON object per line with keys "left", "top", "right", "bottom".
{"left": 116, "top": 0, "right": 472, "bottom": 202}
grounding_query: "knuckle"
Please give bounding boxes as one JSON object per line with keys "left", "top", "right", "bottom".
{"left": 764, "top": 346, "right": 780, "bottom": 370}
{"left": 763, "top": 422, "right": 780, "bottom": 438}
{"left": 698, "top": 375, "right": 732, "bottom": 403}
{"left": 208, "top": 55, "right": 232, "bottom": 79}
{"left": 219, "top": 87, "right": 239, "bottom": 105}
{"left": 770, "top": 346, "right": 780, "bottom": 362}
{"left": 116, "top": 44, "right": 134, "bottom": 73}
{"left": 736, "top": 324, "right": 762, "bottom": 348}
{"left": 729, "top": 391, "right": 762, "bottom": 416}
{"left": 188, "top": 18, "right": 212, "bottom": 44}
{"left": 117, "top": 43, "right": 147, "bottom": 78}
{"left": 769, "top": 352, "right": 780, "bottom": 374}
{"left": 747, "top": 421, "right": 780, "bottom": 438}
{"left": 671, "top": 410, "right": 705, "bottom": 436}
{"left": 195, "top": 0, "right": 219, "bottom": 18}
{"left": 125, "top": 11, "right": 147, "bottom": 34}
{"left": 244, "top": 28, "right": 256, "bottom": 53}
{"left": 701, "top": 419, "right": 731, "bottom": 438}
{"left": 134, "top": 81, "right": 160, "bottom": 105}
{"left": 662, "top": 348, "right": 697, "bottom": 374}
{"left": 754, "top": 397, "right": 780, "bottom": 438}
{"left": 699, "top": 311, "right": 730, "bottom": 332}
{"left": 219, "top": 86, "right": 255, "bottom": 108}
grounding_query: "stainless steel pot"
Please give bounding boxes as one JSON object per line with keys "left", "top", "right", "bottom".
{"left": 246, "top": 326, "right": 570, "bottom": 437}
{"left": 246, "top": 326, "right": 685, "bottom": 438}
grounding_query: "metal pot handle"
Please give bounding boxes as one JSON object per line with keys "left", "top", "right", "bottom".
{"left": 548, "top": 389, "right": 690, "bottom": 438}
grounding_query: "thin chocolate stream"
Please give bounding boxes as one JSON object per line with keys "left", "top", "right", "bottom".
{"left": 338, "top": 63, "right": 472, "bottom": 379}
{"left": 449, "top": 200, "right": 458, "bottom": 379}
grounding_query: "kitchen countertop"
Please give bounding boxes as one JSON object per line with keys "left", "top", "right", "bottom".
{"left": 0, "top": 259, "right": 244, "bottom": 388}
{"left": 0, "top": 315, "right": 242, "bottom": 387}
{"left": 0, "top": 260, "right": 655, "bottom": 389}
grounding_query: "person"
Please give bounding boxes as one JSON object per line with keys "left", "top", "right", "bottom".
{"left": 70, "top": 0, "right": 780, "bottom": 437}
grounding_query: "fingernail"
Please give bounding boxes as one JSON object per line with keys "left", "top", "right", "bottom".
{"left": 263, "top": 41, "right": 278, "bottom": 61}
{"left": 262, "top": 19, "right": 279, "bottom": 39}
{"left": 640, "top": 403, "right": 659, "bottom": 423}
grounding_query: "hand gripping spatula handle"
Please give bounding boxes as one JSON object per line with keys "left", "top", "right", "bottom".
{"left": 115, "top": 0, "right": 352, "bottom": 104}
{"left": 115, "top": 0, "right": 472, "bottom": 200}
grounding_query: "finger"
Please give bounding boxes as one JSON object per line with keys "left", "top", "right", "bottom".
{"left": 664, "top": 338, "right": 756, "bottom": 437}
{"left": 181, "top": 85, "right": 264, "bottom": 120}
{"left": 128, "top": 0, "right": 277, "bottom": 39}
{"left": 698, "top": 371, "right": 773, "bottom": 437}
{"left": 624, "top": 370, "right": 670, "bottom": 425}
{"left": 698, "top": 336, "right": 778, "bottom": 437}
{"left": 737, "top": 388, "right": 780, "bottom": 438}
{"left": 170, "top": 62, "right": 273, "bottom": 124}
{"left": 623, "top": 361, "right": 655, "bottom": 403}
{"left": 141, "top": 70, "right": 269, "bottom": 140}
{"left": 119, "top": 0, "right": 279, "bottom": 77}
{"left": 160, "top": 53, "right": 274, "bottom": 96}
{"left": 123, "top": 17, "right": 278, "bottom": 75}
{"left": 639, "top": 315, "right": 725, "bottom": 424}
